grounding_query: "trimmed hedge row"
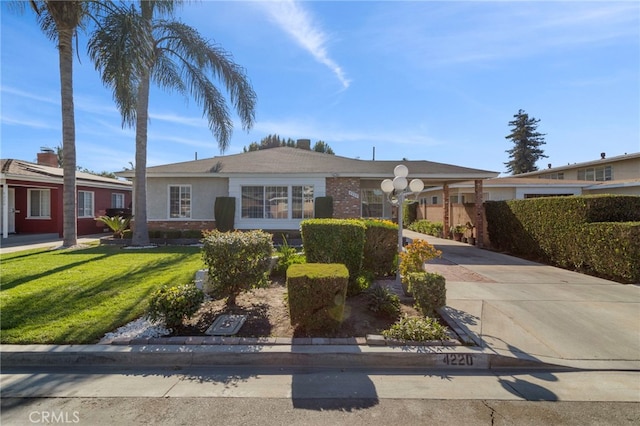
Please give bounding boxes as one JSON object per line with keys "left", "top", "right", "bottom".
{"left": 361, "top": 219, "right": 398, "bottom": 277}
{"left": 485, "top": 195, "right": 640, "bottom": 283}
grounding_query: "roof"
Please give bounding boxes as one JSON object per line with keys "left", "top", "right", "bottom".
{"left": 422, "top": 176, "right": 640, "bottom": 191}
{"left": 515, "top": 152, "right": 640, "bottom": 177}
{"left": 122, "top": 147, "right": 498, "bottom": 183}
{"left": 1, "top": 159, "right": 131, "bottom": 189}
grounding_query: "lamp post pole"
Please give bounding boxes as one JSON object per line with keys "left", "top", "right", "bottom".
{"left": 381, "top": 165, "right": 424, "bottom": 284}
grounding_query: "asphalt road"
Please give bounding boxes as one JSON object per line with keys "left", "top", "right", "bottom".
{"left": 2, "top": 366, "right": 639, "bottom": 425}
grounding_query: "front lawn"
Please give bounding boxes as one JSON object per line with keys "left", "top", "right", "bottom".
{"left": 0, "top": 245, "right": 203, "bottom": 344}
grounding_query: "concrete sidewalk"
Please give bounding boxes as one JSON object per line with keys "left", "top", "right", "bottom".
{"left": 1, "top": 231, "right": 639, "bottom": 371}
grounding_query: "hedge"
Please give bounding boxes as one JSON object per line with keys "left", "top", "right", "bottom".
{"left": 286, "top": 263, "right": 349, "bottom": 333}
{"left": 300, "top": 219, "right": 366, "bottom": 278}
{"left": 360, "top": 219, "right": 398, "bottom": 277}
{"left": 485, "top": 195, "right": 640, "bottom": 283}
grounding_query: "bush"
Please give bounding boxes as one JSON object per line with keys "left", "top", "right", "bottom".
{"left": 361, "top": 219, "right": 398, "bottom": 277}
{"left": 202, "top": 230, "right": 274, "bottom": 305}
{"left": 214, "top": 196, "right": 236, "bottom": 232}
{"left": 348, "top": 269, "right": 374, "bottom": 297}
{"left": 314, "top": 196, "right": 334, "bottom": 218}
{"left": 287, "top": 263, "right": 349, "bottom": 333}
{"left": 272, "top": 235, "right": 306, "bottom": 277}
{"left": 301, "top": 219, "right": 366, "bottom": 278}
{"left": 408, "top": 220, "right": 444, "bottom": 237}
{"left": 399, "top": 239, "right": 442, "bottom": 277}
{"left": 97, "top": 215, "right": 131, "bottom": 239}
{"left": 485, "top": 195, "right": 640, "bottom": 283}
{"left": 382, "top": 315, "right": 449, "bottom": 342}
{"left": 403, "top": 200, "right": 418, "bottom": 228}
{"left": 146, "top": 283, "right": 204, "bottom": 330}
{"left": 406, "top": 272, "right": 446, "bottom": 317}
{"left": 366, "top": 286, "right": 400, "bottom": 319}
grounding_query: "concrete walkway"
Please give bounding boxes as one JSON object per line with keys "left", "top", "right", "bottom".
{"left": 1, "top": 231, "right": 639, "bottom": 372}
{"left": 405, "top": 230, "right": 640, "bottom": 371}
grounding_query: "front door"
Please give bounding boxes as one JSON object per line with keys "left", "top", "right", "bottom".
{"left": 1, "top": 187, "right": 16, "bottom": 235}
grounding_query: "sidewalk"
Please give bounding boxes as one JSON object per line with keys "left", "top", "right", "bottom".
{"left": 1, "top": 231, "right": 639, "bottom": 371}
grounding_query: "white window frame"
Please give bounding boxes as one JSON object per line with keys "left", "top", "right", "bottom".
{"left": 168, "top": 185, "right": 191, "bottom": 219}
{"left": 361, "top": 188, "right": 384, "bottom": 218}
{"left": 78, "top": 191, "right": 95, "bottom": 218}
{"left": 27, "top": 188, "right": 51, "bottom": 219}
{"left": 111, "top": 193, "right": 125, "bottom": 209}
{"left": 241, "top": 184, "right": 315, "bottom": 220}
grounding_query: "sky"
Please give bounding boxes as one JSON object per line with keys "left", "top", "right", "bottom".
{"left": 1, "top": 0, "right": 639, "bottom": 176}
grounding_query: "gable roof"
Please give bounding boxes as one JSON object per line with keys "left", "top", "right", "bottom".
{"left": 1, "top": 159, "right": 131, "bottom": 189}
{"left": 124, "top": 147, "right": 498, "bottom": 183}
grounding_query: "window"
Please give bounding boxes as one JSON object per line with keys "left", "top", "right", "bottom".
{"left": 111, "top": 193, "right": 125, "bottom": 208}
{"left": 78, "top": 191, "right": 94, "bottom": 218}
{"left": 169, "top": 185, "right": 191, "bottom": 218}
{"left": 431, "top": 196, "right": 439, "bottom": 205}
{"left": 538, "top": 172, "right": 564, "bottom": 180}
{"left": 27, "top": 189, "right": 50, "bottom": 218}
{"left": 577, "top": 166, "right": 612, "bottom": 181}
{"left": 292, "top": 185, "right": 314, "bottom": 219}
{"left": 450, "top": 195, "right": 465, "bottom": 204}
{"left": 361, "top": 189, "right": 384, "bottom": 218}
{"left": 241, "top": 185, "right": 314, "bottom": 220}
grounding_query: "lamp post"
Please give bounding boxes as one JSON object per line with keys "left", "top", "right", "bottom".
{"left": 381, "top": 165, "right": 425, "bottom": 283}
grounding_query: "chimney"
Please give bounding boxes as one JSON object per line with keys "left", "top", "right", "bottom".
{"left": 37, "top": 148, "right": 58, "bottom": 168}
{"left": 600, "top": 152, "right": 606, "bottom": 159}
{"left": 297, "top": 139, "right": 311, "bottom": 150}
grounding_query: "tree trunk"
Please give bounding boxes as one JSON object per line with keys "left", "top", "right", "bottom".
{"left": 58, "top": 27, "right": 77, "bottom": 247}
{"left": 131, "top": 70, "right": 151, "bottom": 246}
{"left": 131, "top": 0, "right": 154, "bottom": 247}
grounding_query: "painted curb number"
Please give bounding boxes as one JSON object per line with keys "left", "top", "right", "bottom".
{"left": 442, "top": 353, "right": 474, "bottom": 366}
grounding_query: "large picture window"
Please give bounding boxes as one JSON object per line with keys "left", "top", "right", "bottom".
{"left": 27, "top": 189, "right": 50, "bottom": 218}
{"left": 78, "top": 191, "right": 94, "bottom": 218}
{"left": 242, "top": 185, "right": 314, "bottom": 220}
{"left": 169, "top": 185, "right": 191, "bottom": 218}
{"left": 577, "top": 166, "right": 612, "bottom": 181}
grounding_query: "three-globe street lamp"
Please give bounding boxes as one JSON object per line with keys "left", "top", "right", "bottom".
{"left": 380, "top": 165, "right": 425, "bottom": 284}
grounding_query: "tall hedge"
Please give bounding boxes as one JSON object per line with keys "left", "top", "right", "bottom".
{"left": 361, "top": 219, "right": 398, "bottom": 277}
{"left": 485, "top": 195, "right": 640, "bottom": 283}
{"left": 300, "top": 218, "right": 366, "bottom": 278}
{"left": 314, "top": 196, "right": 333, "bottom": 218}
{"left": 214, "top": 197, "right": 235, "bottom": 232}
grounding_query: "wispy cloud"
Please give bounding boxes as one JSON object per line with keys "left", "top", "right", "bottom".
{"left": 260, "top": 0, "right": 350, "bottom": 89}
{"left": 1, "top": 116, "right": 57, "bottom": 130}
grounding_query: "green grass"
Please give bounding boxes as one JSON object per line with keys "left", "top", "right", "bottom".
{"left": 0, "top": 245, "right": 203, "bottom": 344}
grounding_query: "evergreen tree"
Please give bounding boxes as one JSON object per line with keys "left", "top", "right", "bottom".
{"left": 313, "top": 140, "right": 335, "bottom": 154}
{"left": 504, "top": 109, "right": 547, "bottom": 174}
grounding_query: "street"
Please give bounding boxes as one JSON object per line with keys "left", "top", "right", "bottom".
{"left": 2, "top": 366, "right": 639, "bottom": 425}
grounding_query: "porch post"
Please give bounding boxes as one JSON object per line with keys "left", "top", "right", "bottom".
{"left": 443, "top": 183, "right": 450, "bottom": 239}
{"left": 474, "top": 179, "right": 484, "bottom": 248}
{"left": 2, "top": 182, "right": 8, "bottom": 239}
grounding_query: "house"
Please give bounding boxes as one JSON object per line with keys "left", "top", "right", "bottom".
{"left": 118, "top": 145, "right": 498, "bottom": 243}
{"left": 1, "top": 150, "right": 132, "bottom": 238}
{"left": 417, "top": 152, "right": 640, "bottom": 245}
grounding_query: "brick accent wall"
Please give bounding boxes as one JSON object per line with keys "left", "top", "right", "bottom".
{"left": 325, "top": 177, "right": 361, "bottom": 218}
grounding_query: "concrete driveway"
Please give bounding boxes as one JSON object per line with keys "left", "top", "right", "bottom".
{"left": 405, "top": 230, "right": 640, "bottom": 370}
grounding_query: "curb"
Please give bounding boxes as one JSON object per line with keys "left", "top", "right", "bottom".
{"left": 0, "top": 344, "right": 561, "bottom": 370}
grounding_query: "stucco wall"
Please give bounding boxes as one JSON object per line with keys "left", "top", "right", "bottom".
{"left": 146, "top": 177, "right": 228, "bottom": 220}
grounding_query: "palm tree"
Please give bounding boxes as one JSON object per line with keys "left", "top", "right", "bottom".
{"left": 17, "top": 0, "right": 87, "bottom": 247}
{"left": 89, "top": 1, "right": 257, "bottom": 246}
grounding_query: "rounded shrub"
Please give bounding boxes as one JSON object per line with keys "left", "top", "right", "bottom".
{"left": 406, "top": 272, "right": 446, "bottom": 317}
{"left": 146, "top": 283, "right": 204, "bottom": 330}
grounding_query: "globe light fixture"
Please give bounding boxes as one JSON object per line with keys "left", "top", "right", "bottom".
{"left": 380, "top": 165, "right": 425, "bottom": 283}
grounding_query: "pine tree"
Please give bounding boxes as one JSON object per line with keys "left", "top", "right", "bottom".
{"left": 504, "top": 109, "right": 547, "bottom": 174}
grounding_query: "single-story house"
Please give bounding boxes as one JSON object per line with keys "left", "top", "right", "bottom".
{"left": 1, "top": 150, "right": 132, "bottom": 238}
{"left": 118, "top": 146, "right": 499, "bottom": 244}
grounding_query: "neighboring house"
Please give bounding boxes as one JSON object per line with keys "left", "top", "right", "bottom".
{"left": 118, "top": 146, "right": 498, "bottom": 242}
{"left": 1, "top": 151, "right": 132, "bottom": 238}
{"left": 417, "top": 152, "right": 640, "bottom": 246}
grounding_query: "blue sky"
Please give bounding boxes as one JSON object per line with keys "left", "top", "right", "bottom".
{"left": 1, "top": 0, "right": 639, "bottom": 176}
